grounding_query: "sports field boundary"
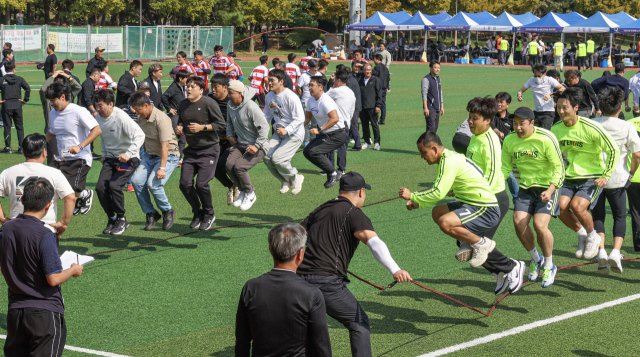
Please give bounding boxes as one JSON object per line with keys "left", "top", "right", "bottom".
{"left": 417, "top": 292, "right": 640, "bottom": 357}
{"left": 0, "top": 334, "right": 132, "bottom": 357}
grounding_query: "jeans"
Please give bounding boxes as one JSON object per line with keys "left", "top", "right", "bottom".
{"left": 365, "top": 47, "right": 371, "bottom": 60}
{"left": 131, "top": 151, "right": 179, "bottom": 214}
{"left": 507, "top": 172, "right": 519, "bottom": 202}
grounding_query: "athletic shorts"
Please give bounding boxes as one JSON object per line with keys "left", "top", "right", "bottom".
{"left": 514, "top": 187, "right": 560, "bottom": 216}
{"left": 447, "top": 201, "right": 500, "bottom": 237}
{"left": 51, "top": 159, "right": 91, "bottom": 192}
{"left": 559, "top": 178, "right": 603, "bottom": 210}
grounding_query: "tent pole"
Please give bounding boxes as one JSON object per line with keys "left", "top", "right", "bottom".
{"left": 476, "top": 31, "right": 478, "bottom": 43}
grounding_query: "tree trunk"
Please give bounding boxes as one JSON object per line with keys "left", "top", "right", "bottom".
{"left": 43, "top": 0, "right": 50, "bottom": 25}
{"left": 5, "top": 5, "right": 10, "bottom": 25}
{"left": 249, "top": 23, "right": 255, "bottom": 53}
{"left": 26, "top": 3, "right": 31, "bottom": 25}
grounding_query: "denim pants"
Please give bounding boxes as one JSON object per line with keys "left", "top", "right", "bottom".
{"left": 131, "top": 151, "right": 180, "bottom": 214}
{"left": 507, "top": 172, "right": 519, "bottom": 202}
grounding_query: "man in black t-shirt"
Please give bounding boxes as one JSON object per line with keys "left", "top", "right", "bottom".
{"left": 297, "top": 172, "right": 411, "bottom": 357}
{"left": 42, "top": 44, "right": 57, "bottom": 79}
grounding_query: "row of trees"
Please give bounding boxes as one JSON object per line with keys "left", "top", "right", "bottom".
{"left": 5, "top": 0, "right": 640, "bottom": 31}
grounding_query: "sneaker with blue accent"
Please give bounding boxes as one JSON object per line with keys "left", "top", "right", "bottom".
{"left": 528, "top": 254, "right": 544, "bottom": 282}
{"left": 541, "top": 264, "right": 557, "bottom": 288}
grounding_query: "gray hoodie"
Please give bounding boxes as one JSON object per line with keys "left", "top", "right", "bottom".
{"left": 226, "top": 85, "right": 270, "bottom": 152}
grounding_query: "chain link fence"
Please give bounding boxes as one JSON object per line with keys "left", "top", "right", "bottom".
{"left": 0, "top": 25, "right": 234, "bottom": 62}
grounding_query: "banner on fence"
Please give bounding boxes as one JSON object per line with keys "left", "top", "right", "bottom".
{"left": 3, "top": 28, "right": 41, "bottom": 51}
{"left": 48, "top": 32, "right": 123, "bottom": 53}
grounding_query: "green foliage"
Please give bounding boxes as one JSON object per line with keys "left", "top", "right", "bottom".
{"left": 285, "top": 30, "right": 323, "bottom": 49}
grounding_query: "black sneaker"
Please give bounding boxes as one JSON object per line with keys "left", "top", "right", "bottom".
{"left": 348, "top": 148, "right": 362, "bottom": 152}
{"left": 162, "top": 209, "right": 177, "bottom": 230}
{"left": 0, "top": 147, "right": 12, "bottom": 154}
{"left": 16, "top": 146, "right": 22, "bottom": 154}
{"left": 324, "top": 171, "right": 340, "bottom": 189}
{"left": 199, "top": 214, "right": 215, "bottom": 230}
{"left": 103, "top": 218, "right": 116, "bottom": 234}
{"left": 144, "top": 211, "right": 162, "bottom": 231}
{"left": 190, "top": 212, "right": 203, "bottom": 229}
{"left": 111, "top": 217, "right": 130, "bottom": 235}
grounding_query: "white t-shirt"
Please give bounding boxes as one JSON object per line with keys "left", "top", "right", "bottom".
{"left": 297, "top": 72, "right": 322, "bottom": 105}
{"left": 630, "top": 73, "right": 640, "bottom": 106}
{"left": 306, "top": 93, "right": 342, "bottom": 133}
{"left": 523, "top": 76, "right": 560, "bottom": 112}
{"left": 592, "top": 116, "right": 640, "bottom": 189}
{"left": 326, "top": 86, "right": 355, "bottom": 130}
{"left": 264, "top": 88, "right": 305, "bottom": 141}
{"left": 49, "top": 103, "right": 100, "bottom": 166}
{"left": 0, "top": 162, "right": 75, "bottom": 231}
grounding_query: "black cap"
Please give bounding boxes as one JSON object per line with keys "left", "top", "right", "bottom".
{"left": 339, "top": 172, "right": 371, "bottom": 191}
{"left": 509, "top": 107, "right": 535, "bottom": 121}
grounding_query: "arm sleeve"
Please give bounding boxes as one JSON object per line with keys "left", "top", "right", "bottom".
{"left": 501, "top": 138, "right": 514, "bottom": 180}
{"left": 1, "top": 66, "right": 6, "bottom": 76}
{"left": 70, "top": 78, "right": 82, "bottom": 98}
{"left": 366, "top": 236, "right": 401, "bottom": 274}
{"left": 202, "top": 68, "right": 211, "bottom": 75}
{"left": 626, "top": 81, "right": 630, "bottom": 101}
{"left": 585, "top": 82, "right": 600, "bottom": 111}
{"left": 596, "top": 125, "right": 620, "bottom": 179}
{"left": 307, "top": 290, "right": 333, "bottom": 357}
{"left": 284, "top": 96, "right": 305, "bottom": 135}
{"left": 375, "top": 78, "right": 383, "bottom": 108}
{"left": 546, "top": 134, "right": 565, "bottom": 187}
{"left": 82, "top": 83, "right": 93, "bottom": 107}
{"left": 523, "top": 78, "right": 533, "bottom": 89}
{"left": 421, "top": 77, "right": 429, "bottom": 100}
{"left": 40, "top": 233, "right": 63, "bottom": 276}
{"left": 117, "top": 76, "right": 135, "bottom": 96}
{"left": 234, "top": 288, "right": 252, "bottom": 357}
{"left": 410, "top": 156, "right": 456, "bottom": 209}
{"left": 123, "top": 115, "right": 146, "bottom": 158}
{"left": 225, "top": 110, "right": 234, "bottom": 138}
{"left": 252, "top": 107, "right": 270, "bottom": 151}
{"left": 22, "top": 78, "right": 31, "bottom": 102}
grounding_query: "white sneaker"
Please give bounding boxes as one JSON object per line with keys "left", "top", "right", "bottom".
{"left": 469, "top": 238, "right": 496, "bottom": 268}
{"left": 455, "top": 241, "right": 472, "bottom": 262}
{"left": 528, "top": 254, "right": 544, "bottom": 282}
{"left": 374, "top": 143, "right": 380, "bottom": 151}
{"left": 361, "top": 143, "right": 370, "bottom": 150}
{"left": 319, "top": 171, "right": 327, "bottom": 176}
{"left": 597, "top": 257, "right": 610, "bottom": 275}
{"left": 541, "top": 264, "right": 557, "bottom": 288}
{"left": 494, "top": 272, "right": 509, "bottom": 295}
{"left": 508, "top": 260, "right": 526, "bottom": 293}
{"left": 575, "top": 233, "right": 586, "bottom": 258}
{"left": 608, "top": 251, "right": 623, "bottom": 274}
{"left": 240, "top": 192, "right": 257, "bottom": 211}
{"left": 280, "top": 181, "right": 290, "bottom": 194}
{"left": 291, "top": 174, "right": 304, "bottom": 195}
{"left": 583, "top": 233, "right": 602, "bottom": 260}
{"left": 79, "top": 190, "right": 93, "bottom": 215}
{"left": 233, "top": 192, "right": 245, "bottom": 207}
{"left": 350, "top": 139, "right": 355, "bottom": 144}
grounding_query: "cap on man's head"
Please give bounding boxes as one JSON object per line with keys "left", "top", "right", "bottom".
{"left": 95, "top": 46, "right": 105, "bottom": 52}
{"left": 339, "top": 172, "right": 371, "bottom": 191}
{"left": 509, "top": 107, "right": 535, "bottom": 121}
{"left": 228, "top": 80, "right": 244, "bottom": 93}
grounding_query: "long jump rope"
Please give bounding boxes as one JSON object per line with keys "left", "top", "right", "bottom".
{"left": 119, "top": 30, "right": 640, "bottom": 316}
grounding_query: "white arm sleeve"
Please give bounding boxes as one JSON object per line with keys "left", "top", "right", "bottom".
{"left": 366, "top": 236, "right": 401, "bottom": 275}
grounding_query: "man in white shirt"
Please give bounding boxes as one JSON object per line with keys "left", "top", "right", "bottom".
{"left": 303, "top": 75, "right": 347, "bottom": 189}
{"left": 591, "top": 88, "right": 640, "bottom": 274}
{"left": 486, "top": 36, "right": 494, "bottom": 51}
{"left": 297, "top": 59, "right": 323, "bottom": 146}
{"left": 0, "top": 133, "right": 75, "bottom": 236}
{"left": 45, "top": 82, "right": 102, "bottom": 216}
{"left": 263, "top": 70, "right": 305, "bottom": 195}
{"left": 326, "top": 70, "right": 356, "bottom": 174}
{"left": 629, "top": 71, "right": 640, "bottom": 116}
{"left": 93, "top": 89, "right": 145, "bottom": 236}
{"left": 517, "top": 64, "right": 566, "bottom": 129}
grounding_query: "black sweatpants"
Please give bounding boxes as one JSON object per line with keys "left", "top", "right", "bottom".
{"left": 5, "top": 308, "right": 66, "bottom": 357}
{"left": 426, "top": 105, "right": 440, "bottom": 133}
{"left": 483, "top": 190, "right": 516, "bottom": 274}
{"left": 179, "top": 145, "right": 220, "bottom": 216}
{"left": 379, "top": 89, "right": 387, "bottom": 124}
{"left": 360, "top": 108, "right": 380, "bottom": 145}
{"left": 593, "top": 187, "right": 627, "bottom": 238}
{"left": 627, "top": 182, "right": 640, "bottom": 252}
{"left": 304, "top": 130, "right": 348, "bottom": 174}
{"left": 96, "top": 157, "right": 140, "bottom": 218}
{"left": 452, "top": 133, "right": 470, "bottom": 155}
{"left": 216, "top": 140, "right": 234, "bottom": 189}
{"left": 2, "top": 107, "right": 23, "bottom": 148}
{"left": 577, "top": 56, "right": 587, "bottom": 71}
{"left": 300, "top": 274, "right": 371, "bottom": 357}
{"left": 534, "top": 111, "right": 555, "bottom": 130}
{"left": 350, "top": 110, "right": 362, "bottom": 150}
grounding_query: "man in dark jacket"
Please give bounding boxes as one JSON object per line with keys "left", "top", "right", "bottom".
{"left": 116, "top": 60, "right": 142, "bottom": 108}
{"left": 60, "top": 59, "right": 80, "bottom": 88}
{"left": 564, "top": 69, "right": 600, "bottom": 118}
{"left": 235, "top": 223, "right": 331, "bottom": 356}
{"left": 86, "top": 47, "right": 104, "bottom": 78}
{"left": 78, "top": 68, "right": 100, "bottom": 116}
{"left": 0, "top": 48, "right": 13, "bottom": 79}
{"left": 140, "top": 63, "right": 163, "bottom": 110}
{"left": 0, "top": 62, "right": 30, "bottom": 154}
{"left": 358, "top": 63, "right": 382, "bottom": 151}
{"left": 372, "top": 53, "right": 390, "bottom": 125}
{"left": 342, "top": 65, "right": 363, "bottom": 151}
{"left": 591, "top": 63, "right": 628, "bottom": 119}
{"left": 274, "top": 61, "right": 294, "bottom": 90}
{"left": 162, "top": 69, "right": 189, "bottom": 157}
{"left": 421, "top": 60, "right": 444, "bottom": 133}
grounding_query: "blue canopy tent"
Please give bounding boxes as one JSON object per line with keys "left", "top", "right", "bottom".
{"left": 556, "top": 12, "right": 587, "bottom": 24}
{"left": 427, "top": 11, "right": 453, "bottom": 25}
{"left": 613, "top": 17, "right": 640, "bottom": 34}
{"left": 515, "top": 12, "right": 572, "bottom": 33}
{"left": 608, "top": 11, "right": 637, "bottom": 25}
{"left": 386, "top": 11, "right": 435, "bottom": 31}
{"left": 564, "top": 12, "right": 620, "bottom": 33}
{"left": 469, "top": 11, "right": 533, "bottom": 32}
{"left": 512, "top": 12, "right": 540, "bottom": 25}
{"left": 345, "top": 12, "right": 398, "bottom": 31}
{"left": 378, "top": 11, "right": 412, "bottom": 24}
{"left": 429, "top": 11, "right": 496, "bottom": 31}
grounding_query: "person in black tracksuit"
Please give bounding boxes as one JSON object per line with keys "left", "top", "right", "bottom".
{"left": 78, "top": 68, "right": 100, "bottom": 116}
{"left": 175, "top": 77, "right": 226, "bottom": 231}
{"left": 162, "top": 69, "right": 189, "bottom": 157}
{"left": 115, "top": 60, "right": 142, "bottom": 109}
{"left": 358, "top": 63, "right": 382, "bottom": 150}
{"left": 372, "top": 54, "right": 390, "bottom": 125}
{"left": 207, "top": 74, "right": 236, "bottom": 198}
{"left": 0, "top": 62, "right": 30, "bottom": 154}
{"left": 421, "top": 60, "right": 444, "bottom": 133}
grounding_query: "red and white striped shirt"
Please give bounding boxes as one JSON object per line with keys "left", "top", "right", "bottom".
{"left": 209, "top": 55, "right": 233, "bottom": 75}
{"left": 228, "top": 63, "right": 243, "bottom": 81}
{"left": 249, "top": 65, "right": 269, "bottom": 94}
{"left": 192, "top": 60, "right": 211, "bottom": 89}
{"left": 95, "top": 72, "right": 116, "bottom": 90}
{"left": 300, "top": 56, "right": 314, "bottom": 72}
{"left": 176, "top": 62, "right": 197, "bottom": 75}
{"left": 285, "top": 63, "right": 302, "bottom": 90}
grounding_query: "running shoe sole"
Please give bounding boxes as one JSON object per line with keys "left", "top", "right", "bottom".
{"left": 509, "top": 260, "right": 526, "bottom": 294}
{"left": 597, "top": 258, "right": 610, "bottom": 275}
{"left": 608, "top": 257, "right": 623, "bottom": 274}
{"left": 455, "top": 246, "right": 472, "bottom": 262}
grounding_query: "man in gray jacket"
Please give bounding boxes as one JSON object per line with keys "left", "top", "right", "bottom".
{"left": 226, "top": 81, "right": 270, "bottom": 211}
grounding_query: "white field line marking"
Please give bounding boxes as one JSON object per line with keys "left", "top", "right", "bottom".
{"left": 418, "top": 293, "right": 640, "bottom": 357}
{"left": 0, "top": 334, "right": 132, "bottom": 357}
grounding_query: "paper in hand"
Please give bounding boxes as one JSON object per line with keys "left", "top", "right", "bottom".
{"left": 59, "top": 250, "right": 94, "bottom": 270}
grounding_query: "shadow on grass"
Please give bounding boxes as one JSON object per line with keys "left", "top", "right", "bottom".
{"left": 210, "top": 346, "right": 234, "bottom": 357}
{"left": 572, "top": 350, "right": 612, "bottom": 357}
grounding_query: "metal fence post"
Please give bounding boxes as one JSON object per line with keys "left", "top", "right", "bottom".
{"left": 231, "top": 26, "right": 234, "bottom": 52}
{"left": 125, "top": 25, "right": 129, "bottom": 61}
{"left": 44, "top": 25, "right": 48, "bottom": 61}
{"left": 161, "top": 25, "right": 165, "bottom": 59}
{"left": 86, "top": 25, "right": 91, "bottom": 61}
{"left": 196, "top": 25, "right": 200, "bottom": 51}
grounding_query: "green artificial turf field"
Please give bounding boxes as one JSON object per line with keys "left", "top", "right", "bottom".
{"left": 0, "top": 61, "right": 639, "bottom": 356}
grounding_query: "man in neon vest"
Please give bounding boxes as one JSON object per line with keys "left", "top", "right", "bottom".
{"left": 587, "top": 35, "right": 595, "bottom": 70}
{"left": 500, "top": 37, "right": 509, "bottom": 67}
{"left": 553, "top": 38, "right": 564, "bottom": 72}
{"left": 515, "top": 36, "right": 523, "bottom": 64}
{"left": 528, "top": 37, "right": 540, "bottom": 66}
{"left": 577, "top": 39, "right": 587, "bottom": 72}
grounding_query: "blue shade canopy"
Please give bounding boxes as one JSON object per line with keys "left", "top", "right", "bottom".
{"left": 556, "top": 12, "right": 587, "bottom": 24}
{"left": 470, "top": 12, "right": 535, "bottom": 31}
{"left": 378, "top": 11, "right": 412, "bottom": 24}
{"left": 429, "top": 11, "right": 496, "bottom": 31}
{"left": 345, "top": 12, "right": 397, "bottom": 31}
{"left": 564, "top": 12, "right": 620, "bottom": 33}
{"left": 613, "top": 17, "right": 640, "bottom": 34}
{"left": 385, "top": 11, "right": 434, "bottom": 31}
{"left": 427, "top": 11, "right": 453, "bottom": 24}
{"left": 511, "top": 12, "right": 540, "bottom": 25}
{"left": 608, "top": 11, "right": 636, "bottom": 25}
{"left": 516, "top": 12, "right": 572, "bottom": 33}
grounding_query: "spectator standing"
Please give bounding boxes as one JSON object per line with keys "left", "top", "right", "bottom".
{"left": 285, "top": 53, "right": 302, "bottom": 91}
{"left": 577, "top": 39, "right": 587, "bottom": 72}
{"left": 115, "top": 60, "right": 142, "bottom": 109}
{"left": 398, "top": 32, "right": 406, "bottom": 61}
{"left": 372, "top": 54, "right": 390, "bottom": 125}
{"left": 226, "top": 52, "right": 244, "bottom": 81}
{"left": 235, "top": 223, "right": 331, "bottom": 357}
{"left": 359, "top": 63, "right": 382, "bottom": 151}
{"left": 0, "top": 177, "right": 83, "bottom": 357}
{"left": 249, "top": 55, "right": 269, "bottom": 110}
{"left": 3, "top": 43, "right": 13, "bottom": 64}
{"left": 553, "top": 38, "right": 564, "bottom": 72}
{"left": 587, "top": 35, "right": 596, "bottom": 70}
{"left": 192, "top": 50, "right": 211, "bottom": 95}
{"left": 129, "top": 92, "right": 180, "bottom": 231}
{"left": 15, "top": 11, "right": 24, "bottom": 25}
{"left": 0, "top": 62, "right": 30, "bottom": 154}
{"left": 140, "top": 63, "right": 163, "bottom": 110}
{"left": 364, "top": 33, "right": 373, "bottom": 60}
{"left": 42, "top": 44, "right": 57, "bottom": 79}
{"left": 0, "top": 48, "right": 13, "bottom": 78}
{"left": 421, "top": 60, "right": 444, "bottom": 133}
{"left": 261, "top": 32, "right": 269, "bottom": 54}
{"left": 78, "top": 68, "right": 100, "bottom": 119}
{"left": 86, "top": 47, "right": 104, "bottom": 78}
